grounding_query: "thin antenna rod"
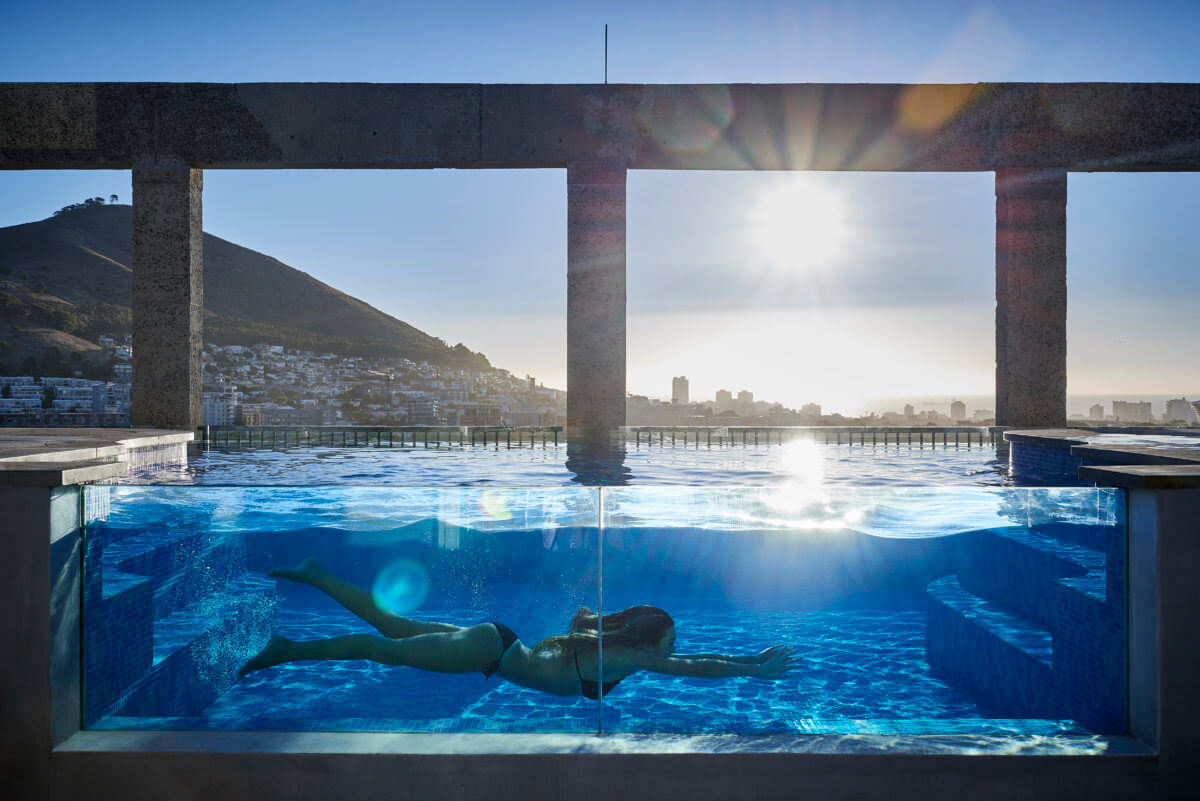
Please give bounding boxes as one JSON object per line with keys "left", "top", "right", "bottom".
{"left": 604, "top": 24, "right": 608, "bottom": 84}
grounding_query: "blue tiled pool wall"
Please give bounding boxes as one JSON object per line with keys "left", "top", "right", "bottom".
{"left": 1010, "top": 437, "right": 1168, "bottom": 487}
{"left": 80, "top": 487, "right": 1126, "bottom": 734}
{"left": 241, "top": 521, "right": 600, "bottom": 634}
{"left": 1010, "top": 441, "right": 1086, "bottom": 485}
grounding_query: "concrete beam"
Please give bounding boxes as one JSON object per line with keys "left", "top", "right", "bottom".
{"left": 995, "top": 168, "right": 1067, "bottom": 428}
{"left": 4, "top": 83, "right": 1200, "bottom": 171}
{"left": 131, "top": 159, "right": 203, "bottom": 429}
{"left": 567, "top": 163, "right": 626, "bottom": 435}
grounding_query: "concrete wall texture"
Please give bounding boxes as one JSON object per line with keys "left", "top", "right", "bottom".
{"left": 4, "top": 81, "right": 1200, "bottom": 428}
{"left": 4, "top": 83, "right": 1200, "bottom": 171}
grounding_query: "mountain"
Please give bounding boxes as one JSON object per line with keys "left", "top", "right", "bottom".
{"left": 0, "top": 202, "right": 490, "bottom": 374}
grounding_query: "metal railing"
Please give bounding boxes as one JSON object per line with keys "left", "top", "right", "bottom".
{"left": 201, "top": 425, "right": 563, "bottom": 449}
{"left": 199, "top": 425, "right": 1006, "bottom": 449}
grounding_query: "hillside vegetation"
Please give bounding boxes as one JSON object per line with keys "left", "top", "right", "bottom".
{"left": 0, "top": 202, "right": 490, "bottom": 374}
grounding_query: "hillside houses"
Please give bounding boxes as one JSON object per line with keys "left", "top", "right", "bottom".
{"left": 200, "top": 343, "right": 565, "bottom": 427}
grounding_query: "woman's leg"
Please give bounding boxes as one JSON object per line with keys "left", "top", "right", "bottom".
{"left": 269, "top": 557, "right": 459, "bottom": 639}
{"left": 240, "top": 623, "right": 502, "bottom": 676}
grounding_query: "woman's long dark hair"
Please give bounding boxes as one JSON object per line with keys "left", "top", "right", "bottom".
{"left": 533, "top": 605, "right": 674, "bottom": 656}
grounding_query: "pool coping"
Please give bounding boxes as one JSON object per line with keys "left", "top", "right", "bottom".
{"left": 46, "top": 730, "right": 1162, "bottom": 801}
{"left": 0, "top": 428, "right": 193, "bottom": 465}
{"left": 1002, "top": 428, "right": 1200, "bottom": 489}
{"left": 54, "top": 729, "right": 1154, "bottom": 756}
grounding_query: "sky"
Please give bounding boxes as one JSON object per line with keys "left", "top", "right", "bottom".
{"left": 2, "top": 0, "right": 1198, "bottom": 415}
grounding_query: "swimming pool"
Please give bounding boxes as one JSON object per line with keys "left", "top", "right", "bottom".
{"left": 130, "top": 439, "right": 1011, "bottom": 487}
{"left": 81, "top": 484, "right": 1125, "bottom": 736}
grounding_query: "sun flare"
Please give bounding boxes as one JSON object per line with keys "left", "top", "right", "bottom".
{"left": 749, "top": 177, "right": 850, "bottom": 274}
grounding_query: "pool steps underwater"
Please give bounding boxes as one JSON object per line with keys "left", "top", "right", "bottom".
{"left": 84, "top": 523, "right": 278, "bottom": 722}
{"left": 925, "top": 523, "right": 1125, "bottom": 731}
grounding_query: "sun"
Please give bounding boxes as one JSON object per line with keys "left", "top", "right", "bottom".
{"left": 749, "top": 176, "right": 850, "bottom": 274}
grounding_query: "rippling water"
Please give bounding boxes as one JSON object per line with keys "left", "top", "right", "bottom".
{"left": 133, "top": 441, "right": 1011, "bottom": 487}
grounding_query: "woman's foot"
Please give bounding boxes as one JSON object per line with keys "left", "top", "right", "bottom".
{"left": 238, "top": 635, "right": 294, "bottom": 676}
{"left": 268, "top": 557, "right": 325, "bottom": 586}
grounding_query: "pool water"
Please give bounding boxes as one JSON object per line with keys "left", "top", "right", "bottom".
{"left": 82, "top": 485, "right": 1125, "bottom": 736}
{"left": 131, "top": 440, "right": 1010, "bottom": 487}
{"left": 94, "top": 603, "right": 1084, "bottom": 736}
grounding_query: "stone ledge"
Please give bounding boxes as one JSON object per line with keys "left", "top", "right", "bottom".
{"left": 1003, "top": 430, "right": 1092, "bottom": 448}
{"left": 0, "top": 459, "right": 128, "bottom": 486}
{"left": 1071, "top": 444, "right": 1200, "bottom": 467}
{"left": 1078, "top": 465, "right": 1200, "bottom": 490}
{"left": 0, "top": 428, "right": 193, "bottom": 464}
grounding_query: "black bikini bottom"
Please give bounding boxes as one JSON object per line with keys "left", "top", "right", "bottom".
{"left": 481, "top": 622, "right": 519, "bottom": 678}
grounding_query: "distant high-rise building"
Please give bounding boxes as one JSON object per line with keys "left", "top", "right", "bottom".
{"left": 950, "top": 400, "right": 966, "bottom": 421}
{"left": 1165, "top": 398, "right": 1199, "bottom": 424}
{"left": 202, "top": 387, "right": 239, "bottom": 426}
{"left": 408, "top": 395, "right": 441, "bottom": 425}
{"left": 672, "top": 376, "right": 689, "bottom": 405}
{"left": 715, "top": 389, "right": 733, "bottom": 412}
{"left": 1089, "top": 403, "right": 1105, "bottom": 420}
{"left": 1112, "top": 400, "right": 1153, "bottom": 423}
{"left": 903, "top": 403, "right": 915, "bottom": 418}
{"left": 736, "top": 390, "right": 754, "bottom": 418}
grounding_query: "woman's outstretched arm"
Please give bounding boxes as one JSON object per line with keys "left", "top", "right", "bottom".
{"left": 673, "top": 645, "right": 794, "bottom": 666}
{"left": 631, "top": 645, "right": 798, "bottom": 679}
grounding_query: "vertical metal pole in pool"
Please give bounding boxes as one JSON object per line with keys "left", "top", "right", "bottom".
{"left": 597, "top": 486, "right": 604, "bottom": 735}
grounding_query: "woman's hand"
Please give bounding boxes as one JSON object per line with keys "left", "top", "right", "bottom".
{"left": 751, "top": 645, "right": 794, "bottom": 665}
{"left": 753, "top": 646, "right": 799, "bottom": 679}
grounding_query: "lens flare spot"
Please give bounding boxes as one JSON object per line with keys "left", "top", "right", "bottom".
{"left": 371, "top": 558, "right": 431, "bottom": 615}
{"left": 479, "top": 489, "right": 513, "bottom": 520}
{"left": 644, "top": 85, "right": 735, "bottom": 154}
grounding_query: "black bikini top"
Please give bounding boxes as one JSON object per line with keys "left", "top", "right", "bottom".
{"left": 573, "top": 648, "right": 623, "bottom": 699}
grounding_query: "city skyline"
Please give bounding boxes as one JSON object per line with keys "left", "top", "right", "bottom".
{"left": 644, "top": 375, "right": 1199, "bottom": 421}
{"left": 2, "top": 1, "right": 1198, "bottom": 414}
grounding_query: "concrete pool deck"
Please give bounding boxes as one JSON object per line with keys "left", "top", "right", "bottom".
{"left": 0, "top": 427, "right": 193, "bottom": 464}
{"left": 0, "top": 428, "right": 192, "bottom": 485}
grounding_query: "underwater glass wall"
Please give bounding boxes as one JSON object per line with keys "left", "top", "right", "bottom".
{"left": 81, "top": 484, "right": 1125, "bottom": 735}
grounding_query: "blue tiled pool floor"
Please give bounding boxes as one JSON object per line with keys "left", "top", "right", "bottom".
{"left": 90, "top": 605, "right": 1090, "bottom": 736}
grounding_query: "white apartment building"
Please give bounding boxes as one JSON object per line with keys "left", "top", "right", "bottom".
{"left": 202, "top": 387, "right": 240, "bottom": 426}
{"left": 1164, "top": 398, "right": 1200, "bottom": 424}
{"left": 672, "top": 376, "right": 689, "bottom": 405}
{"left": 1112, "top": 400, "right": 1153, "bottom": 423}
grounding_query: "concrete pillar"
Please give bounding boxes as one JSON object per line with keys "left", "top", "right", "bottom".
{"left": 994, "top": 168, "right": 1067, "bottom": 428}
{"left": 567, "top": 162, "right": 627, "bottom": 436}
{"left": 0, "top": 484, "right": 82, "bottom": 801}
{"left": 1128, "top": 488, "right": 1200, "bottom": 797}
{"left": 132, "top": 159, "right": 203, "bottom": 429}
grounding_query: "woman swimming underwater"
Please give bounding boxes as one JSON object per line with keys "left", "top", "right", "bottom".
{"left": 240, "top": 558, "right": 799, "bottom": 697}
